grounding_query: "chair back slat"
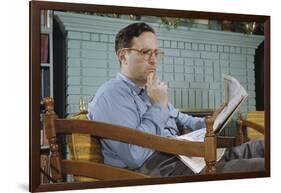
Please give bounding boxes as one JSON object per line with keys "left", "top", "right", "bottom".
{"left": 55, "top": 119, "right": 205, "bottom": 157}
{"left": 61, "top": 160, "right": 148, "bottom": 180}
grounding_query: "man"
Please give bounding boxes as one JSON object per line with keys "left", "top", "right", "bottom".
{"left": 88, "top": 22, "right": 264, "bottom": 176}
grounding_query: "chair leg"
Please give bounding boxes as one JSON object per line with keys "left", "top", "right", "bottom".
{"left": 236, "top": 120, "right": 244, "bottom": 146}
{"left": 204, "top": 116, "right": 216, "bottom": 174}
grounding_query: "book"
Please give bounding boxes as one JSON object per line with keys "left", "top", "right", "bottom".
{"left": 177, "top": 74, "right": 248, "bottom": 173}
{"left": 40, "top": 34, "right": 49, "bottom": 63}
{"left": 40, "top": 67, "right": 50, "bottom": 99}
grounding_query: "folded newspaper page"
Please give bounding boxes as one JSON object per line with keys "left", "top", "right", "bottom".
{"left": 177, "top": 128, "right": 226, "bottom": 173}
{"left": 213, "top": 74, "right": 248, "bottom": 133}
{"left": 176, "top": 74, "right": 248, "bottom": 173}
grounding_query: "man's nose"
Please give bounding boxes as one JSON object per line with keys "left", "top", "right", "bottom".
{"left": 149, "top": 52, "right": 157, "bottom": 64}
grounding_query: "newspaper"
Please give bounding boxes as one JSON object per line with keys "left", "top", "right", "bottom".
{"left": 177, "top": 74, "right": 248, "bottom": 173}
{"left": 213, "top": 74, "right": 248, "bottom": 132}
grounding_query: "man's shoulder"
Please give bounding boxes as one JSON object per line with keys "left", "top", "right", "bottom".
{"left": 95, "top": 79, "right": 131, "bottom": 98}
{"left": 88, "top": 79, "right": 131, "bottom": 119}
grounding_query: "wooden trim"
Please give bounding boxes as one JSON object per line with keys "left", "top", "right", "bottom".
{"left": 29, "top": 1, "right": 41, "bottom": 191}
{"left": 55, "top": 119, "right": 205, "bottom": 157}
{"left": 62, "top": 160, "right": 148, "bottom": 180}
{"left": 31, "top": 1, "right": 268, "bottom": 22}
{"left": 263, "top": 17, "right": 270, "bottom": 176}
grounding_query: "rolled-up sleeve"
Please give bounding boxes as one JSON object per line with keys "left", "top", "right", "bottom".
{"left": 168, "top": 103, "right": 206, "bottom": 131}
{"left": 177, "top": 112, "right": 206, "bottom": 131}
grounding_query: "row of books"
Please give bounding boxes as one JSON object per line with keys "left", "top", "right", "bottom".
{"left": 40, "top": 67, "right": 50, "bottom": 146}
{"left": 40, "top": 10, "right": 52, "bottom": 184}
{"left": 41, "top": 34, "right": 49, "bottom": 63}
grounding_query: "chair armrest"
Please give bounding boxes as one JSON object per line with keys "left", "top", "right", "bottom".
{"left": 237, "top": 112, "right": 265, "bottom": 135}
{"left": 242, "top": 120, "right": 264, "bottom": 135}
{"left": 55, "top": 119, "right": 206, "bottom": 158}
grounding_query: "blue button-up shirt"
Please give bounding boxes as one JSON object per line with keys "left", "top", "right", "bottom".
{"left": 88, "top": 73, "right": 205, "bottom": 169}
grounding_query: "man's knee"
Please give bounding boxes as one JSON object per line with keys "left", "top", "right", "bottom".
{"left": 217, "top": 157, "right": 264, "bottom": 173}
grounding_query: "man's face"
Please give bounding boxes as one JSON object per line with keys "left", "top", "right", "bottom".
{"left": 121, "top": 32, "right": 158, "bottom": 86}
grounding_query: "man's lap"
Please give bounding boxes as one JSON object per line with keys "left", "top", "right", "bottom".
{"left": 134, "top": 140, "right": 264, "bottom": 177}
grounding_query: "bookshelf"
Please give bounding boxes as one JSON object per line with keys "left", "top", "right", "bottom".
{"left": 40, "top": 10, "right": 53, "bottom": 184}
{"left": 40, "top": 10, "right": 53, "bottom": 97}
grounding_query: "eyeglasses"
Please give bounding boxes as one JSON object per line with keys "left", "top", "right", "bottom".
{"left": 122, "top": 48, "right": 164, "bottom": 62}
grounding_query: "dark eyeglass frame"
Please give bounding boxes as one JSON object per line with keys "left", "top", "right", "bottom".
{"left": 122, "top": 48, "right": 165, "bottom": 61}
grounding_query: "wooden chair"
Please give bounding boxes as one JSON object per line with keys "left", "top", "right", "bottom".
{"left": 42, "top": 97, "right": 241, "bottom": 182}
{"left": 236, "top": 111, "right": 265, "bottom": 142}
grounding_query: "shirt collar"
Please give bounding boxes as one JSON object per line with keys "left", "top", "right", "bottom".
{"left": 116, "top": 73, "right": 144, "bottom": 95}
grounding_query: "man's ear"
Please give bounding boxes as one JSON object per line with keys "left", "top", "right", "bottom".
{"left": 117, "top": 49, "right": 128, "bottom": 65}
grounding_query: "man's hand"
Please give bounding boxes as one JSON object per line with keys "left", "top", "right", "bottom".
{"left": 212, "top": 102, "right": 227, "bottom": 118}
{"left": 146, "top": 72, "right": 168, "bottom": 107}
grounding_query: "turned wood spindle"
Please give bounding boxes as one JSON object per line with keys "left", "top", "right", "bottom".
{"left": 42, "top": 97, "right": 63, "bottom": 183}
{"left": 236, "top": 112, "right": 244, "bottom": 145}
{"left": 204, "top": 116, "right": 216, "bottom": 173}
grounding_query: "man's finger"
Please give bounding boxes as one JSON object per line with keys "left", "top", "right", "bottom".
{"left": 147, "top": 73, "right": 154, "bottom": 86}
{"left": 151, "top": 73, "right": 157, "bottom": 85}
{"left": 156, "top": 78, "right": 160, "bottom": 85}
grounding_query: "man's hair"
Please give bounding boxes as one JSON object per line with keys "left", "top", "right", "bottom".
{"left": 115, "top": 22, "right": 155, "bottom": 53}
